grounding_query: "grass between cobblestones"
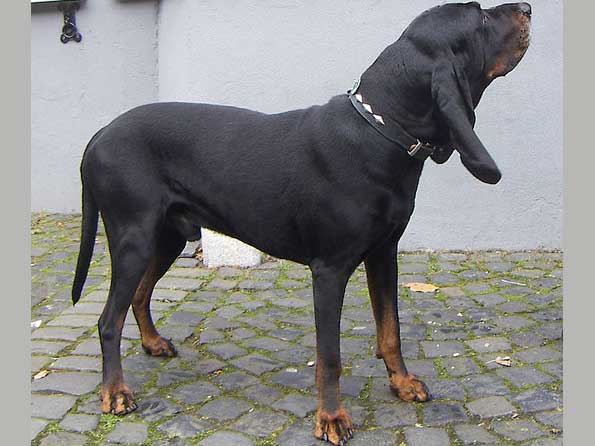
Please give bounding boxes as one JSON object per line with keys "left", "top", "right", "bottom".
{"left": 31, "top": 213, "right": 562, "bottom": 446}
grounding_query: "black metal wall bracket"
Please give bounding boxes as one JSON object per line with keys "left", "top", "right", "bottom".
{"left": 59, "top": 3, "right": 82, "bottom": 44}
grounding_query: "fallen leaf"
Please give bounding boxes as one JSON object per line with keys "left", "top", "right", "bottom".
{"left": 495, "top": 356, "right": 512, "bottom": 367}
{"left": 33, "top": 370, "right": 49, "bottom": 380}
{"left": 486, "top": 356, "right": 512, "bottom": 367}
{"left": 402, "top": 282, "right": 438, "bottom": 293}
{"left": 31, "top": 320, "right": 42, "bottom": 329}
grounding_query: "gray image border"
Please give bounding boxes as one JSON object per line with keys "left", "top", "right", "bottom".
{"left": 3, "top": 0, "right": 591, "bottom": 444}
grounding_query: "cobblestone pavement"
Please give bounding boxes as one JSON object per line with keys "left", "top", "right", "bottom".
{"left": 30, "top": 213, "right": 563, "bottom": 446}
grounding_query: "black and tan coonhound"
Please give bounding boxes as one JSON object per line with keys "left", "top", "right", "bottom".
{"left": 72, "top": 2, "right": 531, "bottom": 444}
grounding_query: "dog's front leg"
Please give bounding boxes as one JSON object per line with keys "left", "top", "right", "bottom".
{"left": 311, "top": 262, "right": 354, "bottom": 445}
{"left": 364, "top": 240, "right": 430, "bottom": 402}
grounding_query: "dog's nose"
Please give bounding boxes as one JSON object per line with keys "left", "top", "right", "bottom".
{"left": 518, "top": 2, "right": 531, "bottom": 17}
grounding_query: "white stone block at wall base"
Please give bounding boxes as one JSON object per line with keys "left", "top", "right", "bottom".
{"left": 201, "top": 229, "right": 262, "bottom": 268}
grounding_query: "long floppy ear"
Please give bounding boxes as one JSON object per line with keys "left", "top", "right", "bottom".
{"left": 431, "top": 61, "right": 501, "bottom": 184}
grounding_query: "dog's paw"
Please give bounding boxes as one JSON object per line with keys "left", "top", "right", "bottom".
{"left": 314, "top": 407, "right": 354, "bottom": 445}
{"left": 389, "top": 373, "right": 430, "bottom": 402}
{"left": 141, "top": 336, "right": 178, "bottom": 357}
{"left": 100, "top": 385, "right": 137, "bottom": 415}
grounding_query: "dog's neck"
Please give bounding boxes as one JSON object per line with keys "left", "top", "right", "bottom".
{"left": 356, "top": 43, "right": 444, "bottom": 147}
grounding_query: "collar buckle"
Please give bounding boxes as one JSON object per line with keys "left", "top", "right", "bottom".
{"left": 407, "top": 140, "right": 435, "bottom": 159}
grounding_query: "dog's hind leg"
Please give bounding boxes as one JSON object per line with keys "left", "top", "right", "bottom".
{"left": 364, "top": 239, "right": 430, "bottom": 403}
{"left": 132, "top": 226, "right": 187, "bottom": 357}
{"left": 98, "top": 219, "right": 157, "bottom": 415}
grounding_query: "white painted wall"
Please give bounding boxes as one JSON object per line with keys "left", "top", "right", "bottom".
{"left": 32, "top": 0, "right": 563, "bottom": 251}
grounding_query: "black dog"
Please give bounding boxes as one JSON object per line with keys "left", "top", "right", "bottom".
{"left": 72, "top": 2, "right": 531, "bottom": 444}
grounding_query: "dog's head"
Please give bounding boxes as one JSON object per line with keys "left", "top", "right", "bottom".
{"left": 404, "top": 2, "right": 532, "bottom": 183}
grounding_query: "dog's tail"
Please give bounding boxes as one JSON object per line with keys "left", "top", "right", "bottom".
{"left": 71, "top": 130, "right": 104, "bottom": 306}
{"left": 71, "top": 184, "right": 99, "bottom": 306}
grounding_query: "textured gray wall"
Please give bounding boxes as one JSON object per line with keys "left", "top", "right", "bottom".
{"left": 32, "top": 0, "right": 562, "bottom": 250}
{"left": 31, "top": 0, "right": 158, "bottom": 212}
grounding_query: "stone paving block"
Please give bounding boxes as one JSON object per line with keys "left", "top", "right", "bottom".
{"left": 63, "top": 301, "right": 105, "bottom": 315}
{"left": 513, "top": 388, "right": 562, "bottom": 413}
{"left": 428, "top": 326, "right": 469, "bottom": 341}
{"left": 454, "top": 423, "right": 499, "bottom": 444}
{"left": 198, "top": 397, "right": 253, "bottom": 421}
{"left": 50, "top": 355, "right": 101, "bottom": 372}
{"left": 105, "top": 422, "right": 148, "bottom": 444}
{"left": 272, "top": 344, "right": 316, "bottom": 365}
{"left": 240, "top": 383, "right": 283, "bottom": 405}
{"left": 207, "top": 342, "right": 247, "bottom": 360}
{"left": 373, "top": 402, "right": 417, "bottom": 428}
{"left": 71, "top": 338, "right": 130, "bottom": 356}
{"left": 59, "top": 413, "right": 100, "bottom": 433}
{"left": 442, "top": 357, "right": 481, "bottom": 377}
{"left": 31, "top": 418, "right": 49, "bottom": 440}
{"left": 213, "top": 371, "right": 260, "bottom": 391}
{"left": 277, "top": 420, "right": 312, "bottom": 446}
{"left": 152, "top": 288, "right": 188, "bottom": 301}
{"left": 464, "top": 281, "right": 493, "bottom": 294}
{"left": 231, "top": 353, "right": 282, "bottom": 375}
{"left": 462, "top": 374, "right": 510, "bottom": 398}
{"left": 523, "top": 438, "right": 563, "bottom": 446}
{"left": 31, "top": 393, "right": 77, "bottom": 419}
{"left": 32, "top": 355, "right": 50, "bottom": 372}
{"left": 272, "top": 393, "right": 317, "bottom": 417}
{"left": 158, "top": 324, "right": 196, "bottom": 342}
{"left": 498, "top": 300, "right": 533, "bottom": 314}
{"left": 421, "top": 341, "right": 466, "bottom": 358}
{"left": 428, "top": 273, "right": 460, "bottom": 285}
{"left": 348, "top": 429, "right": 399, "bottom": 446}
{"left": 228, "top": 408, "right": 290, "bottom": 438}
{"left": 167, "top": 311, "right": 204, "bottom": 326}
{"left": 31, "top": 326, "right": 87, "bottom": 341}
{"left": 198, "top": 431, "right": 255, "bottom": 446}
{"left": 466, "top": 396, "right": 516, "bottom": 418}
{"left": 423, "top": 402, "right": 468, "bottom": 426}
{"left": 351, "top": 358, "right": 388, "bottom": 377}
{"left": 169, "top": 381, "right": 221, "bottom": 405}
{"left": 157, "top": 414, "right": 212, "bottom": 438}
{"left": 198, "top": 328, "right": 225, "bottom": 344}
{"left": 510, "top": 331, "right": 546, "bottom": 348}
{"left": 405, "top": 426, "right": 450, "bottom": 446}
{"left": 47, "top": 314, "right": 98, "bottom": 328}
{"left": 424, "top": 378, "right": 466, "bottom": 401}
{"left": 155, "top": 277, "right": 203, "bottom": 291}
{"left": 270, "top": 368, "right": 314, "bottom": 391}
{"left": 495, "top": 315, "right": 536, "bottom": 331}
{"left": 137, "top": 397, "right": 183, "bottom": 422}
{"left": 31, "top": 371, "right": 101, "bottom": 395}
{"left": 465, "top": 336, "right": 512, "bottom": 353}
{"left": 195, "top": 358, "right": 226, "bottom": 375}
{"left": 491, "top": 419, "right": 546, "bottom": 442}
{"left": 534, "top": 322, "right": 562, "bottom": 341}
{"left": 40, "top": 432, "right": 88, "bottom": 446}
{"left": 244, "top": 336, "right": 292, "bottom": 352}
{"left": 472, "top": 293, "right": 507, "bottom": 306}
{"left": 496, "top": 366, "right": 554, "bottom": 387}
{"left": 407, "top": 359, "right": 438, "bottom": 377}
{"left": 535, "top": 410, "right": 563, "bottom": 429}
{"left": 514, "top": 346, "right": 562, "bottom": 364}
